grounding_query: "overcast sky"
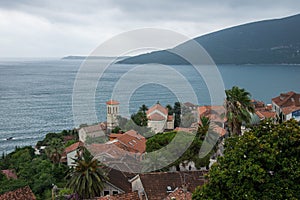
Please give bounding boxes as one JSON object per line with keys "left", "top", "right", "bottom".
{"left": 0, "top": 0, "right": 300, "bottom": 57}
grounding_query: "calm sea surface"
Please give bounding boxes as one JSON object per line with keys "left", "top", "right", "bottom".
{"left": 0, "top": 58, "right": 299, "bottom": 154}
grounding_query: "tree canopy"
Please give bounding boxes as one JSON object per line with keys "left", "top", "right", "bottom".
{"left": 193, "top": 119, "right": 300, "bottom": 200}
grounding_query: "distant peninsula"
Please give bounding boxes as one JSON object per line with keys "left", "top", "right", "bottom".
{"left": 118, "top": 14, "right": 300, "bottom": 65}
{"left": 62, "top": 55, "right": 130, "bottom": 60}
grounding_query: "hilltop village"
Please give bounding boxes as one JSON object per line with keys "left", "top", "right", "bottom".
{"left": 1, "top": 90, "right": 300, "bottom": 200}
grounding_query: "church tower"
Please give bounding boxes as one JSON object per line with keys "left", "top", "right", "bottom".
{"left": 106, "top": 100, "right": 119, "bottom": 134}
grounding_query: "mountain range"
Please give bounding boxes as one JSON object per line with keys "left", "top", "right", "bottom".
{"left": 119, "top": 14, "right": 300, "bottom": 65}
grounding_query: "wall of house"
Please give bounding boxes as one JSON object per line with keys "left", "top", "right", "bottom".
{"left": 166, "top": 120, "right": 174, "bottom": 130}
{"left": 131, "top": 176, "right": 146, "bottom": 199}
{"left": 78, "top": 129, "right": 87, "bottom": 143}
{"left": 67, "top": 151, "right": 77, "bottom": 167}
{"left": 148, "top": 120, "right": 166, "bottom": 133}
{"left": 102, "top": 182, "right": 123, "bottom": 196}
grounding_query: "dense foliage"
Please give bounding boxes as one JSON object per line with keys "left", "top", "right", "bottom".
{"left": 0, "top": 146, "right": 68, "bottom": 199}
{"left": 146, "top": 127, "right": 216, "bottom": 171}
{"left": 193, "top": 119, "right": 300, "bottom": 200}
{"left": 0, "top": 129, "right": 78, "bottom": 199}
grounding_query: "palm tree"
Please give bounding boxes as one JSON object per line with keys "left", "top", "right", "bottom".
{"left": 197, "top": 116, "right": 210, "bottom": 140}
{"left": 45, "top": 138, "right": 64, "bottom": 164}
{"left": 225, "top": 86, "right": 254, "bottom": 136}
{"left": 66, "top": 147, "right": 108, "bottom": 199}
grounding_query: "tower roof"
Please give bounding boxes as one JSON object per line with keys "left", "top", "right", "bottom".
{"left": 106, "top": 100, "right": 120, "bottom": 105}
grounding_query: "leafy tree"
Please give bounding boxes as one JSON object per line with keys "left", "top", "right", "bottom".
{"left": 66, "top": 147, "right": 108, "bottom": 199}
{"left": 111, "top": 126, "right": 121, "bottom": 133}
{"left": 174, "top": 102, "right": 181, "bottom": 128}
{"left": 225, "top": 86, "right": 254, "bottom": 135}
{"left": 193, "top": 119, "right": 300, "bottom": 200}
{"left": 166, "top": 104, "right": 174, "bottom": 115}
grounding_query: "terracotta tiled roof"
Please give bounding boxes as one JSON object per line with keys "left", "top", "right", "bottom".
{"left": 165, "top": 187, "right": 192, "bottom": 200}
{"left": 282, "top": 106, "right": 300, "bottom": 115}
{"left": 147, "top": 103, "right": 168, "bottom": 116}
{"left": 65, "top": 141, "right": 84, "bottom": 154}
{"left": 0, "top": 186, "right": 36, "bottom": 200}
{"left": 137, "top": 171, "right": 207, "bottom": 200}
{"left": 148, "top": 113, "right": 166, "bottom": 121}
{"left": 272, "top": 91, "right": 300, "bottom": 107}
{"left": 97, "top": 191, "right": 139, "bottom": 200}
{"left": 113, "top": 131, "right": 146, "bottom": 153}
{"left": 106, "top": 100, "right": 120, "bottom": 105}
{"left": 1, "top": 169, "right": 18, "bottom": 180}
{"left": 255, "top": 110, "right": 276, "bottom": 119}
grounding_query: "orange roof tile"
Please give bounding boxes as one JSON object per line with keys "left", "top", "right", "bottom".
{"left": 148, "top": 113, "right": 166, "bottom": 121}
{"left": 65, "top": 141, "right": 84, "bottom": 154}
{"left": 272, "top": 91, "right": 300, "bottom": 108}
{"left": 106, "top": 100, "right": 120, "bottom": 105}
{"left": 146, "top": 103, "right": 168, "bottom": 116}
{"left": 115, "top": 132, "right": 146, "bottom": 153}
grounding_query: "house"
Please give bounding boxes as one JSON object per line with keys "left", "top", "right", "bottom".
{"left": 272, "top": 91, "right": 300, "bottom": 122}
{"left": 78, "top": 123, "right": 106, "bottom": 143}
{"left": 252, "top": 100, "right": 276, "bottom": 122}
{"left": 108, "top": 130, "right": 146, "bottom": 154}
{"left": 183, "top": 102, "right": 197, "bottom": 110}
{"left": 147, "top": 103, "right": 174, "bottom": 133}
{"left": 65, "top": 141, "right": 84, "bottom": 167}
{"left": 0, "top": 186, "right": 36, "bottom": 200}
{"left": 100, "top": 167, "right": 136, "bottom": 197}
{"left": 129, "top": 170, "right": 207, "bottom": 200}
{"left": 87, "top": 143, "right": 142, "bottom": 173}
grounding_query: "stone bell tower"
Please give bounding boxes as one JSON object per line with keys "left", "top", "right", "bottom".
{"left": 106, "top": 100, "right": 119, "bottom": 134}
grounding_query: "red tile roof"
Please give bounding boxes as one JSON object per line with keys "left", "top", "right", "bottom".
{"left": 106, "top": 100, "right": 120, "bottom": 105}
{"left": 148, "top": 113, "right": 166, "bottom": 121}
{"left": 166, "top": 188, "right": 192, "bottom": 200}
{"left": 255, "top": 110, "right": 276, "bottom": 119}
{"left": 147, "top": 103, "right": 168, "bottom": 116}
{"left": 282, "top": 106, "right": 300, "bottom": 115}
{"left": 272, "top": 91, "right": 300, "bottom": 107}
{"left": 65, "top": 141, "right": 84, "bottom": 154}
{"left": 112, "top": 130, "right": 146, "bottom": 153}
{"left": 1, "top": 169, "right": 18, "bottom": 180}
{"left": 97, "top": 191, "right": 139, "bottom": 200}
{"left": 0, "top": 186, "right": 36, "bottom": 200}
{"left": 136, "top": 171, "right": 207, "bottom": 200}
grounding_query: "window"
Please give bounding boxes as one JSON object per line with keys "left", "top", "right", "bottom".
{"left": 113, "top": 191, "right": 118, "bottom": 195}
{"left": 104, "top": 191, "right": 110, "bottom": 196}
